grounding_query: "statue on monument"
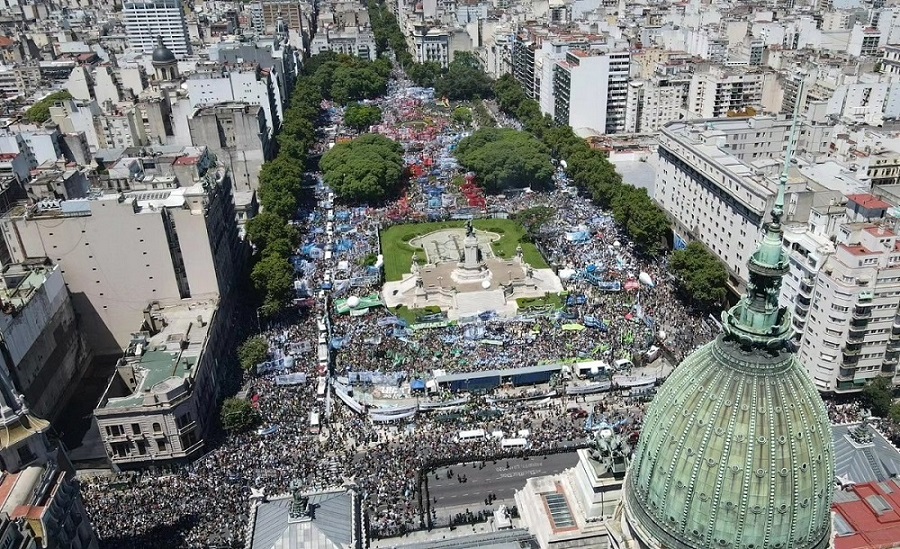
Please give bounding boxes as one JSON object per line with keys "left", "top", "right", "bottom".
{"left": 589, "top": 428, "right": 632, "bottom": 476}
{"left": 465, "top": 218, "right": 474, "bottom": 237}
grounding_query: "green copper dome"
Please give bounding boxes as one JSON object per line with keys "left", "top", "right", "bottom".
{"left": 621, "top": 94, "right": 834, "bottom": 549}
{"left": 623, "top": 337, "right": 834, "bottom": 549}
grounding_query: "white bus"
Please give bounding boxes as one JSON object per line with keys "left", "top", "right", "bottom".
{"left": 309, "top": 412, "right": 321, "bottom": 434}
{"left": 316, "top": 377, "right": 327, "bottom": 401}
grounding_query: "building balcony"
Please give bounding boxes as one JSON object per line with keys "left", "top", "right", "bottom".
{"left": 839, "top": 367, "right": 856, "bottom": 380}
{"left": 177, "top": 420, "right": 197, "bottom": 434}
{"left": 792, "top": 317, "right": 806, "bottom": 331}
{"left": 794, "top": 302, "right": 809, "bottom": 317}
{"left": 842, "top": 353, "right": 860, "bottom": 367}
{"left": 850, "top": 317, "right": 871, "bottom": 329}
{"left": 852, "top": 307, "right": 873, "bottom": 320}
{"left": 842, "top": 343, "right": 862, "bottom": 356}
{"left": 798, "top": 280, "right": 813, "bottom": 296}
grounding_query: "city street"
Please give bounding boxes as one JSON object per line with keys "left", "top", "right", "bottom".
{"left": 427, "top": 452, "right": 580, "bottom": 513}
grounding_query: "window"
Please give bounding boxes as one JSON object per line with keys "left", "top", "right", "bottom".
{"left": 16, "top": 446, "right": 35, "bottom": 466}
{"left": 131, "top": 423, "right": 141, "bottom": 435}
{"left": 153, "top": 422, "right": 162, "bottom": 432}
{"left": 157, "top": 439, "right": 167, "bottom": 452}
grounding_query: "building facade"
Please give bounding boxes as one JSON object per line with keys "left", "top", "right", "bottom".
{"left": 187, "top": 104, "right": 273, "bottom": 191}
{"left": 0, "top": 262, "right": 93, "bottom": 423}
{"left": 553, "top": 47, "right": 630, "bottom": 135}
{"left": 0, "top": 165, "right": 242, "bottom": 356}
{"left": 796, "top": 202, "right": 900, "bottom": 393}
{"left": 123, "top": 0, "right": 192, "bottom": 59}
{"left": 687, "top": 66, "right": 767, "bottom": 118}
{"left": 94, "top": 298, "right": 228, "bottom": 465}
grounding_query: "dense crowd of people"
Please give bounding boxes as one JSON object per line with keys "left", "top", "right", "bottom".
{"left": 79, "top": 65, "right": 891, "bottom": 549}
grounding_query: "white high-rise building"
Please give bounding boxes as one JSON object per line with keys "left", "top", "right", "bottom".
{"left": 553, "top": 46, "right": 631, "bottom": 135}
{"left": 124, "top": 0, "right": 192, "bottom": 59}
{"left": 796, "top": 204, "right": 900, "bottom": 394}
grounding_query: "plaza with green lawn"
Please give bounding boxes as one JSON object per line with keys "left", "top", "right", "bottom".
{"left": 380, "top": 219, "right": 548, "bottom": 281}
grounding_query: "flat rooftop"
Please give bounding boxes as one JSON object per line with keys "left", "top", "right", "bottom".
{"left": 98, "top": 298, "right": 217, "bottom": 411}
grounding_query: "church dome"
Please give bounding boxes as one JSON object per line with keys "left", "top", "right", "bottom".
{"left": 152, "top": 38, "right": 176, "bottom": 64}
{"left": 623, "top": 337, "right": 834, "bottom": 549}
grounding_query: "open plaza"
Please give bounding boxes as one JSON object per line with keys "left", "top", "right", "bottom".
{"left": 78, "top": 65, "right": 896, "bottom": 549}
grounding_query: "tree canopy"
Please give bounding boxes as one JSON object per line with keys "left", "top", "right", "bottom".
{"left": 238, "top": 336, "right": 269, "bottom": 371}
{"left": 452, "top": 107, "right": 473, "bottom": 128}
{"left": 407, "top": 61, "right": 444, "bottom": 88}
{"left": 670, "top": 242, "right": 729, "bottom": 311}
{"left": 252, "top": 253, "right": 296, "bottom": 316}
{"left": 516, "top": 206, "right": 556, "bottom": 239}
{"left": 434, "top": 53, "right": 493, "bottom": 100}
{"left": 246, "top": 211, "right": 299, "bottom": 255}
{"left": 455, "top": 129, "right": 553, "bottom": 194}
{"left": 320, "top": 134, "right": 404, "bottom": 204}
{"left": 344, "top": 103, "right": 383, "bottom": 132}
{"left": 306, "top": 53, "right": 390, "bottom": 105}
{"left": 862, "top": 377, "right": 894, "bottom": 418}
{"left": 220, "top": 397, "right": 259, "bottom": 432}
{"left": 491, "top": 74, "right": 674, "bottom": 257}
{"left": 25, "top": 91, "right": 72, "bottom": 124}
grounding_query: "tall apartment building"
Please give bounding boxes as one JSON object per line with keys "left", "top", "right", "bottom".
{"left": 0, "top": 262, "right": 93, "bottom": 422}
{"left": 534, "top": 36, "right": 607, "bottom": 119}
{"left": 124, "top": 0, "right": 192, "bottom": 59}
{"left": 188, "top": 104, "right": 274, "bottom": 191}
{"left": 0, "top": 161, "right": 243, "bottom": 356}
{"left": 512, "top": 33, "right": 538, "bottom": 99}
{"left": 94, "top": 297, "right": 229, "bottom": 465}
{"left": 624, "top": 79, "right": 686, "bottom": 133}
{"left": 553, "top": 47, "right": 631, "bottom": 135}
{"left": 797, "top": 203, "right": 900, "bottom": 393}
{"left": 255, "top": 0, "right": 306, "bottom": 35}
{"left": 687, "top": 65, "right": 767, "bottom": 118}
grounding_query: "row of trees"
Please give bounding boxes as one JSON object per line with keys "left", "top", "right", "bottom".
{"left": 492, "top": 74, "right": 669, "bottom": 257}
{"left": 248, "top": 53, "right": 395, "bottom": 315}
{"left": 669, "top": 242, "right": 729, "bottom": 311}
{"left": 492, "top": 75, "right": 731, "bottom": 304}
{"left": 367, "top": 0, "right": 491, "bottom": 101}
{"left": 456, "top": 128, "right": 554, "bottom": 194}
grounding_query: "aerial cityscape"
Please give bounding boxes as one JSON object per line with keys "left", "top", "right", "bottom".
{"left": 1, "top": 0, "right": 900, "bottom": 547}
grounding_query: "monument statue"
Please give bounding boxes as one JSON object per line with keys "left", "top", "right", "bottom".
{"left": 465, "top": 218, "right": 474, "bottom": 237}
{"left": 589, "top": 428, "right": 632, "bottom": 477}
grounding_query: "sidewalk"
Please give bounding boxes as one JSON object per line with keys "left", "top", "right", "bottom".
{"left": 370, "top": 514, "right": 525, "bottom": 548}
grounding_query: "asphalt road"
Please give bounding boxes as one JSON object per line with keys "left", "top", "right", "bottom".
{"left": 426, "top": 452, "right": 580, "bottom": 512}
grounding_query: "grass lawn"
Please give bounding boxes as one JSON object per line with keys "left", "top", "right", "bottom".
{"left": 392, "top": 305, "right": 442, "bottom": 325}
{"left": 381, "top": 219, "right": 549, "bottom": 281}
{"left": 516, "top": 293, "right": 564, "bottom": 311}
